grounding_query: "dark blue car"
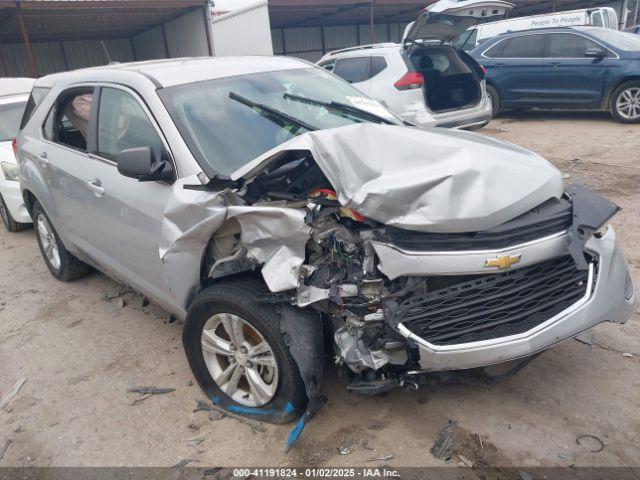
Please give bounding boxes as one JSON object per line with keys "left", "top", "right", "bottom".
{"left": 469, "top": 26, "right": 640, "bottom": 123}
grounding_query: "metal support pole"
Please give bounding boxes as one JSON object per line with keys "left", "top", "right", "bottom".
{"left": 14, "top": 1, "right": 38, "bottom": 77}
{"left": 59, "top": 41, "right": 69, "bottom": 70}
{"left": 161, "top": 22, "right": 170, "bottom": 58}
{"left": 202, "top": 4, "right": 214, "bottom": 56}
{"left": 321, "top": 22, "right": 326, "bottom": 55}
{"left": 0, "top": 48, "right": 11, "bottom": 76}
{"left": 369, "top": 2, "right": 375, "bottom": 44}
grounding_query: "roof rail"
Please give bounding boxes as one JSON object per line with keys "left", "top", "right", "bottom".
{"left": 326, "top": 43, "right": 398, "bottom": 56}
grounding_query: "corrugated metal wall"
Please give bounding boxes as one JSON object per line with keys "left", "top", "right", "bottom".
{"left": 271, "top": 22, "right": 408, "bottom": 63}
{"left": 0, "top": 8, "right": 208, "bottom": 77}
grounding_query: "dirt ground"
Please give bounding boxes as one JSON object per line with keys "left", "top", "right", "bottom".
{"left": 1, "top": 111, "right": 638, "bottom": 468}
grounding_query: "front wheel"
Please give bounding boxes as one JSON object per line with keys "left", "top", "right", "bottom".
{"left": 183, "top": 279, "right": 308, "bottom": 423}
{"left": 610, "top": 81, "right": 640, "bottom": 123}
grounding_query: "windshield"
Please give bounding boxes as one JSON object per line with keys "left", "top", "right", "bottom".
{"left": 159, "top": 67, "right": 398, "bottom": 177}
{"left": 0, "top": 101, "right": 27, "bottom": 142}
{"left": 588, "top": 29, "right": 640, "bottom": 50}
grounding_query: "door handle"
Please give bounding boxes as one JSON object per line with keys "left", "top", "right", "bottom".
{"left": 88, "top": 178, "right": 105, "bottom": 198}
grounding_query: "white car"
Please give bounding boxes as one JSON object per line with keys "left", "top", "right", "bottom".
{"left": 318, "top": 0, "right": 513, "bottom": 129}
{"left": 0, "top": 78, "right": 35, "bottom": 231}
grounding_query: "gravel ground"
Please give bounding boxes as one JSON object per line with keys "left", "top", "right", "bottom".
{"left": 0, "top": 111, "right": 638, "bottom": 468}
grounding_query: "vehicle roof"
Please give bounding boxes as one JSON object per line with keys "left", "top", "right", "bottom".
{"left": 0, "top": 77, "right": 35, "bottom": 99}
{"left": 34, "top": 56, "right": 312, "bottom": 90}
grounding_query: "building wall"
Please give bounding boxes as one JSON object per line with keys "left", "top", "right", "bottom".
{"left": 0, "top": 8, "right": 209, "bottom": 77}
{"left": 271, "top": 22, "right": 408, "bottom": 62}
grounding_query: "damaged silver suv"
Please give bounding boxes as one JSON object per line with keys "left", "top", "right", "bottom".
{"left": 17, "top": 57, "right": 635, "bottom": 437}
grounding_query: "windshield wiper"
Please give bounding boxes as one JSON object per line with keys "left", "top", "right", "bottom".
{"left": 229, "top": 92, "right": 317, "bottom": 133}
{"left": 283, "top": 93, "right": 396, "bottom": 125}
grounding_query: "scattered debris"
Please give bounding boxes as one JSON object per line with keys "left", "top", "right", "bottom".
{"left": 574, "top": 333, "right": 594, "bottom": 346}
{"left": 186, "top": 437, "right": 205, "bottom": 447}
{"left": 208, "top": 411, "right": 225, "bottom": 421}
{"left": 622, "top": 352, "right": 634, "bottom": 358}
{"left": 366, "top": 455, "right": 394, "bottom": 462}
{"left": 193, "top": 400, "right": 266, "bottom": 433}
{"left": 518, "top": 471, "right": 535, "bottom": 480}
{"left": 576, "top": 434, "right": 605, "bottom": 453}
{"left": 130, "top": 394, "right": 151, "bottom": 406}
{"left": 431, "top": 419, "right": 456, "bottom": 460}
{"left": 557, "top": 452, "right": 567, "bottom": 459}
{"left": 339, "top": 445, "right": 351, "bottom": 455}
{"left": 173, "top": 458, "right": 197, "bottom": 468}
{"left": 13, "top": 426, "right": 22, "bottom": 434}
{"left": 127, "top": 387, "right": 176, "bottom": 395}
{"left": 188, "top": 423, "right": 200, "bottom": 432}
{"left": 562, "top": 173, "right": 571, "bottom": 179}
{"left": 0, "top": 439, "right": 11, "bottom": 460}
{"left": 367, "top": 423, "right": 385, "bottom": 431}
{"left": 0, "top": 378, "right": 27, "bottom": 411}
{"left": 458, "top": 454, "right": 474, "bottom": 468}
{"left": 12, "top": 289, "right": 37, "bottom": 300}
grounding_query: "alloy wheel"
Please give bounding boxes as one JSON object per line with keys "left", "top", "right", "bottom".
{"left": 201, "top": 313, "right": 279, "bottom": 407}
{"left": 616, "top": 87, "right": 640, "bottom": 121}
{"left": 37, "top": 213, "right": 61, "bottom": 271}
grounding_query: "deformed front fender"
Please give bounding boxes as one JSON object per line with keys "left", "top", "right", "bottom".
{"left": 159, "top": 175, "right": 311, "bottom": 312}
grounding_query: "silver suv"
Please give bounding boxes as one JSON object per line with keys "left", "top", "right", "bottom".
{"left": 317, "top": 0, "right": 513, "bottom": 129}
{"left": 17, "top": 57, "right": 635, "bottom": 441}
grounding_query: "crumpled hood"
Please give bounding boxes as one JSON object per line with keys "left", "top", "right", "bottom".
{"left": 232, "top": 123, "right": 564, "bottom": 233}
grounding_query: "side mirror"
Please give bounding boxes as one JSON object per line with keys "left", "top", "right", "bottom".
{"left": 585, "top": 47, "right": 606, "bottom": 58}
{"left": 117, "top": 146, "right": 174, "bottom": 183}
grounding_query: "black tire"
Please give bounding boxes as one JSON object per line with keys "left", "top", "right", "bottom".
{"left": 610, "top": 80, "right": 640, "bottom": 124}
{"left": 486, "top": 84, "right": 501, "bottom": 118}
{"left": 184, "top": 279, "right": 307, "bottom": 423}
{"left": 0, "top": 193, "right": 30, "bottom": 232}
{"left": 32, "top": 201, "right": 91, "bottom": 281}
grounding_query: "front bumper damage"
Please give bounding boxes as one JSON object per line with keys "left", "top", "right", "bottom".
{"left": 397, "top": 226, "right": 634, "bottom": 371}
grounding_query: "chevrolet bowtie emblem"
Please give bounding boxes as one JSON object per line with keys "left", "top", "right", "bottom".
{"left": 484, "top": 254, "right": 521, "bottom": 270}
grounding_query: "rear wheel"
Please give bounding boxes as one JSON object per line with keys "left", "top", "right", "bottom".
{"left": 183, "top": 279, "right": 307, "bottom": 423}
{"left": 32, "top": 201, "right": 91, "bottom": 281}
{"left": 0, "top": 193, "right": 29, "bottom": 232}
{"left": 486, "top": 85, "right": 501, "bottom": 118}
{"left": 610, "top": 81, "right": 640, "bottom": 123}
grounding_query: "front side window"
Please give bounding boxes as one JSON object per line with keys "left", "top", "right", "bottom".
{"left": 0, "top": 101, "right": 28, "bottom": 142}
{"left": 159, "top": 67, "right": 398, "bottom": 177}
{"left": 500, "top": 35, "right": 545, "bottom": 58}
{"left": 334, "top": 57, "right": 372, "bottom": 83}
{"left": 45, "top": 89, "right": 94, "bottom": 151}
{"left": 97, "top": 88, "right": 164, "bottom": 162}
{"left": 547, "top": 33, "right": 601, "bottom": 58}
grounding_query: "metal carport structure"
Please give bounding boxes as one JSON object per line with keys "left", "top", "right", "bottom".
{"left": 0, "top": 0, "right": 213, "bottom": 77}
{"left": 268, "top": 0, "right": 631, "bottom": 61}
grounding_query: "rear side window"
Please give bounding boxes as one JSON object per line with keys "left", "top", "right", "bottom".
{"left": 19, "top": 87, "right": 50, "bottom": 130}
{"left": 44, "top": 89, "right": 94, "bottom": 151}
{"left": 499, "top": 35, "right": 545, "bottom": 58}
{"left": 334, "top": 57, "right": 371, "bottom": 83}
{"left": 547, "top": 33, "right": 601, "bottom": 58}
{"left": 97, "top": 87, "right": 163, "bottom": 162}
{"left": 483, "top": 39, "right": 508, "bottom": 58}
{"left": 370, "top": 56, "right": 388, "bottom": 77}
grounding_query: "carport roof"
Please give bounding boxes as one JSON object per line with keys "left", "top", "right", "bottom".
{"left": 0, "top": 0, "right": 207, "bottom": 43}
{"left": 268, "top": 0, "right": 623, "bottom": 28}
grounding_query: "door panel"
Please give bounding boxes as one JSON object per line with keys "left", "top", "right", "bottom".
{"left": 81, "top": 86, "right": 173, "bottom": 302}
{"left": 542, "top": 33, "right": 607, "bottom": 107}
{"left": 483, "top": 34, "right": 548, "bottom": 106}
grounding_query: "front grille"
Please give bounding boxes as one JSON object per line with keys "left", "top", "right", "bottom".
{"left": 396, "top": 256, "right": 591, "bottom": 346}
{"left": 386, "top": 198, "right": 573, "bottom": 251}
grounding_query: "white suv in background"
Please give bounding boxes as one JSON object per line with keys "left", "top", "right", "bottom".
{"left": 318, "top": 0, "right": 513, "bottom": 129}
{"left": 0, "top": 78, "right": 35, "bottom": 232}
